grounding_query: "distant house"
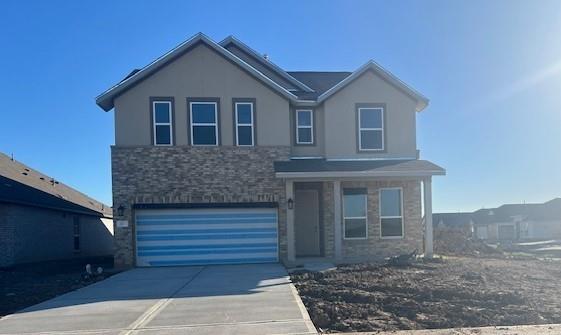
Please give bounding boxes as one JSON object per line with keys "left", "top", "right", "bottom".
{"left": 472, "top": 199, "right": 561, "bottom": 241}
{"left": 433, "top": 212, "right": 474, "bottom": 231}
{"left": 0, "top": 153, "right": 113, "bottom": 267}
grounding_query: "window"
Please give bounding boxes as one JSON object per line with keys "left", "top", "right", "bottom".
{"left": 152, "top": 101, "right": 173, "bottom": 145}
{"left": 296, "top": 109, "right": 313, "bottom": 144}
{"left": 358, "top": 107, "right": 384, "bottom": 151}
{"left": 343, "top": 188, "right": 368, "bottom": 239}
{"left": 235, "top": 102, "right": 254, "bottom": 146}
{"left": 190, "top": 101, "right": 218, "bottom": 145}
{"left": 380, "top": 188, "right": 404, "bottom": 238}
{"left": 73, "top": 217, "right": 80, "bottom": 251}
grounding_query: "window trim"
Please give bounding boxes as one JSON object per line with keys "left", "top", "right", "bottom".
{"left": 189, "top": 100, "right": 219, "bottom": 146}
{"left": 150, "top": 98, "right": 174, "bottom": 146}
{"left": 357, "top": 104, "right": 385, "bottom": 152}
{"left": 233, "top": 100, "right": 255, "bottom": 146}
{"left": 295, "top": 109, "right": 314, "bottom": 145}
{"left": 379, "top": 187, "right": 405, "bottom": 239}
{"left": 342, "top": 188, "right": 368, "bottom": 240}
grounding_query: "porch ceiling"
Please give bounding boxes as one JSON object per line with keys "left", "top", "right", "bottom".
{"left": 274, "top": 159, "right": 445, "bottom": 179}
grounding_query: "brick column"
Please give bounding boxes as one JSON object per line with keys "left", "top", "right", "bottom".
{"left": 423, "top": 177, "right": 433, "bottom": 258}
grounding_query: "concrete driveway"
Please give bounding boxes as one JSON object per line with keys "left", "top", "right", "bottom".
{"left": 0, "top": 263, "right": 316, "bottom": 335}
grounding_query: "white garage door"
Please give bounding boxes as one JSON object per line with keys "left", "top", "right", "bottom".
{"left": 135, "top": 207, "right": 278, "bottom": 267}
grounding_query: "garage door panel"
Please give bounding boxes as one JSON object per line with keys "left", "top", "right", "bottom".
{"left": 135, "top": 208, "right": 278, "bottom": 267}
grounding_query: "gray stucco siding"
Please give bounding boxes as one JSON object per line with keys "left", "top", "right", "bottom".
{"left": 114, "top": 44, "right": 291, "bottom": 147}
{"left": 323, "top": 70, "right": 418, "bottom": 159}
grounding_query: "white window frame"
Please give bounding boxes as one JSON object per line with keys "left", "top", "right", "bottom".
{"left": 190, "top": 101, "right": 218, "bottom": 146}
{"left": 152, "top": 101, "right": 173, "bottom": 146}
{"left": 235, "top": 102, "right": 254, "bottom": 146}
{"left": 295, "top": 109, "right": 314, "bottom": 144}
{"left": 379, "top": 187, "right": 404, "bottom": 239}
{"left": 343, "top": 189, "right": 368, "bottom": 240}
{"left": 358, "top": 107, "right": 384, "bottom": 151}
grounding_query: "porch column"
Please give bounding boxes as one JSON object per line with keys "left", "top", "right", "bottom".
{"left": 333, "top": 180, "right": 342, "bottom": 261}
{"left": 286, "top": 180, "right": 295, "bottom": 263}
{"left": 423, "top": 177, "right": 434, "bottom": 258}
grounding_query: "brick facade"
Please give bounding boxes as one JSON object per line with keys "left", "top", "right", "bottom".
{"left": 0, "top": 203, "right": 113, "bottom": 268}
{"left": 338, "top": 180, "right": 423, "bottom": 261}
{"left": 111, "top": 145, "right": 291, "bottom": 267}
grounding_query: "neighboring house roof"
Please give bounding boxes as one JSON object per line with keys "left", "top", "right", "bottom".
{"left": 0, "top": 152, "right": 112, "bottom": 218}
{"left": 472, "top": 199, "right": 561, "bottom": 225}
{"left": 96, "top": 32, "right": 429, "bottom": 112}
{"left": 433, "top": 212, "right": 473, "bottom": 227}
{"left": 274, "top": 159, "right": 445, "bottom": 178}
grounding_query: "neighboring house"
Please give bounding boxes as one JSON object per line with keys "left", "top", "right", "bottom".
{"left": 433, "top": 212, "right": 474, "bottom": 234}
{"left": 472, "top": 198, "right": 561, "bottom": 241}
{"left": 0, "top": 153, "right": 113, "bottom": 267}
{"left": 96, "top": 33, "right": 445, "bottom": 268}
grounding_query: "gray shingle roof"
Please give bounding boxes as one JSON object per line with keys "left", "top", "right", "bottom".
{"left": 472, "top": 199, "right": 561, "bottom": 225}
{"left": 433, "top": 212, "right": 473, "bottom": 227}
{"left": 0, "top": 152, "right": 112, "bottom": 217}
{"left": 288, "top": 72, "right": 352, "bottom": 96}
{"left": 274, "top": 159, "right": 444, "bottom": 175}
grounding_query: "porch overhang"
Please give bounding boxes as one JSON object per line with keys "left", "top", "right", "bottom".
{"left": 274, "top": 159, "right": 445, "bottom": 179}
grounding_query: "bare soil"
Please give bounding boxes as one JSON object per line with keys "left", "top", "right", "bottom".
{"left": 291, "top": 257, "right": 561, "bottom": 333}
{"left": 0, "top": 257, "right": 115, "bottom": 317}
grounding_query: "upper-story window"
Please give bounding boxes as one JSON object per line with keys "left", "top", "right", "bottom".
{"left": 234, "top": 101, "right": 255, "bottom": 146}
{"left": 380, "top": 188, "right": 404, "bottom": 238}
{"left": 152, "top": 100, "right": 173, "bottom": 146}
{"left": 190, "top": 101, "right": 218, "bottom": 146}
{"left": 296, "top": 109, "right": 313, "bottom": 144}
{"left": 358, "top": 106, "right": 384, "bottom": 151}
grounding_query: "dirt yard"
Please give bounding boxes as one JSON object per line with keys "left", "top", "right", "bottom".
{"left": 291, "top": 257, "right": 561, "bottom": 333}
{"left": 0, "top": 257, "right": 115, "bottom": 317}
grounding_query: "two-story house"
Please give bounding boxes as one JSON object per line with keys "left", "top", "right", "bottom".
{"left": 96, "top": 33, "right": 445, "bottom": 268}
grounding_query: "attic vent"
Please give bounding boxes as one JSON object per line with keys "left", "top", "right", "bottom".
{"left": 22, "top": 172, "right": 28, "bottom": 176}
{"left": 263, "top": 53, "right": 270, "bottom": 61}
{"left": 40, "top": 177, "right": 45, "bottom": 180}
{"left": 24, "top": 168, "right": 30, "bottom": 172}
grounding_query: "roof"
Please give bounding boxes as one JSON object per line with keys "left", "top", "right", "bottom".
{"left": 274, "top": 159, "right": 445, "bottom": 178}
{"left": 0, "top": 152, "right": 112, "bottom": 217}
{"left": 97, "top": 33, "right": 429, "bottom": 112}
{"left": 96, "top": 33, "right": 298, "bottom": 111}
{"left": 472, "top": 198, "right": 561, "bottom": 225}
{"left": 433, "top": 212, "right": 473, "bottom": 227}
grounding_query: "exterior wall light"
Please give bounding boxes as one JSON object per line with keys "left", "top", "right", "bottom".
{"left": 287, "top": 198, "right": 294, "bottom": 210}
{"left": 117, "top": 204, "right": 126, "bottom": 217}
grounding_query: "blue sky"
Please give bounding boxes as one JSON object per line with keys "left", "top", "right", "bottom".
{"left": 1, "top": 0, "right": 560, "bottom": 212}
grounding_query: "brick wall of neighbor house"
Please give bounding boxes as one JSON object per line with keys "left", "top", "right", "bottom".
{"left": 0, "top": 203, "right": 113, "bottom": 267}
{"left": 333, "top": 180, "right": 423, "bottom": 261}
{"left": 111, "top": 145, "right": 291, "bottom": 268}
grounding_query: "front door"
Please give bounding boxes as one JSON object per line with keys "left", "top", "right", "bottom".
{"left": 295, "top": 189, "right": 321, "bottom": 256}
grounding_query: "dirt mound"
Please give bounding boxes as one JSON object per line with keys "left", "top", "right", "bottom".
{"left": 291, "top": 257, "right": 561, "bottom": 333}
{"left": 435, "top": 227, "right": 501, "bottom": 256}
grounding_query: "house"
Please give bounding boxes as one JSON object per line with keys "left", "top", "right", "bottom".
{"left": 0, "top": 152, "right": 113, "bottom": 268}
{"left": 96, "top": 33, "right": 445, "bottom": 268}
{"left": 472, "top": 198, "right": 561, "bottom": 241}
{"left": 433, "top": 212, "right": 474, "bottom": 235}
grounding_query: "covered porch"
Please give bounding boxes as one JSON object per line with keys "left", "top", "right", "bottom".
{"left": 274, "top": 159, "right": 445, "bottom": 265}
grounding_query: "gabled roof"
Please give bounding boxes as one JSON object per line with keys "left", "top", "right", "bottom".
{"left": 96, "top": 33, "right": 298, "bottom": 111}
{"left": 96, "top": 33, "right": 429, "bottom": 111}
{"left": 219, "top": 36, "right": 314, "bottom": 93}
{"left": 317, "top": 60, "right": 429, "bottom": 112}
{"left": 0, "top": 152, "right": 112, "bottom": 217}
{"left": 472, "top": 199, "right": 561, "bottom": 225}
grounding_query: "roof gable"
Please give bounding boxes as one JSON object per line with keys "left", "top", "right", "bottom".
{"left": 317, "top": 61, "right": 429, "bottom": 112}
{"left": 96, "top": 33, "right": 298, "bottom": 111}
